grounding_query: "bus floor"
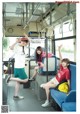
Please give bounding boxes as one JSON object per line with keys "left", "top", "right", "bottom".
{"left": 7, "top": 81, "right": 55, "bottom": 112}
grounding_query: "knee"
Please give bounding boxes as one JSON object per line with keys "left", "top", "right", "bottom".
{"left": 24, "top": 79, "right": 28, "bottom": 83}
{"left": 44, "top": 85, "right": 50, "bottom": 90}
{"left": 34, "top": 67, "right": 37, "bottom": 70}
{"left": 34, "top": 68, "right": 37, "bottom": 71}
{"left": 34, "top": 67, "right": 38, "bottom": 70}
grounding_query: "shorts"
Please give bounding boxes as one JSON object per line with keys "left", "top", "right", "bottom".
{"left": 14, "top": 68, "right": 28, "bottom": 79}
{"left": 50, "top": 77, "right": 59, "bottom": 86}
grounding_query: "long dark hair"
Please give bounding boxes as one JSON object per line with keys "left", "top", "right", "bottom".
{"left": 35, "top": 46, "right": 43, "bottom": 62}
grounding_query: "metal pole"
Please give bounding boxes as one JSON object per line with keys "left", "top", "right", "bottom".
{"left": 3, "top": 3, "right": 6, "bottom": 31}
{"left": 67, "top": 3, "right": 70, "bottom": 16}
{"left": 29, "top": 42, "right": 30, "bottom": 79}
{"left": 24, "top": 3, "right": 40, "bottom": 29}
{"left": 45, "top": 30, "right": 48, "bottom": 82}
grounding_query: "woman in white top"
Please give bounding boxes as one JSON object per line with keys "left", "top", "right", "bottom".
{"left": 6, "top": 33, "right": 30, "bottom": 99}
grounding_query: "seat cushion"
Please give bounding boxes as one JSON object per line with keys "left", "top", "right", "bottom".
{"left": 50, "top": 89, "right": 67, "bottom": 107}
{"left": 62, "top": 102, "right": 76, "bottom": 111}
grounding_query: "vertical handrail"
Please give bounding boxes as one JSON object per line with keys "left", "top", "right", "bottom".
{"left": 29, "top": 42, "right": 30, "bottom": 79}
{"left": 45, "top": 32, "right": 48, "bottom": 82}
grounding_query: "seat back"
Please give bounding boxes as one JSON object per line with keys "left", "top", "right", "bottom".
{"left": 40, "top": 56, "right": 57, "bottom": 75}
{"left": 69, "top": 64, "right": 76, "bottom": 90}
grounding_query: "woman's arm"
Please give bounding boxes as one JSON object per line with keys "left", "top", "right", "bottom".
{"left": 58, "top": 45, "right": 63, "bottom": 63}
{"left": 23, "top": 33, "right": 30, "bottom": 42}
{"left": 42, "top": 51, "right": 53, "bottom": 58}
{"left": 67, "top": 80, "right": 70, "bottom": 91}
{"left": 9, "top": 38, "right": 20, "bottom": 50}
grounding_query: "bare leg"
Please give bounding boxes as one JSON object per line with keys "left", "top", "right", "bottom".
{"left": 41, "top": 81, "right": 57, "bottom": 107}
{"left": 39, "top": 62, "right": 44, "bottom": 68}
{"left": 31, "top": 66, "right": 39, "bottom": 79}
{"left": 14, "top": 81, "right": 20, "bottom": 96}
{"left": 42, "top": 81, "right": 57, "bottom": 101}
{"left": 10, "top": 77, "right": 28, "bottom": 83}
{"left": 31, "top": 63, "right": 44, "bottom": 79}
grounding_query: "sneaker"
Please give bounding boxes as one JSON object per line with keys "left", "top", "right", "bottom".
{"left": 41, "top": 100, "right": 50, "bottom": 107}
{"left": 40, "top": 84, "right": 45, "bottom": 88}
{"left": 13, "top": 96, "right": 24, "bottom": 100}
{"left": 29, "top": 77, "right": 35, "bottom": 81}
{"left": 6, "top": 75, "right": 11, "bottom": 83}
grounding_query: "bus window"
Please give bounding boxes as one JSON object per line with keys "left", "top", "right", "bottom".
{"left": 54, "top": 24, "right": 63, "bottom": 38}
{"left": 55, "top": 39, "right": 76, "bottom": 62}
{"left": 54, "top": 19, "right": 75, "bottom": 38}
{"left": 30, "top": 38, "right": 45, "bottom": 56}
{"left": 63, "top": 20, "right": 74, "bottom": 37}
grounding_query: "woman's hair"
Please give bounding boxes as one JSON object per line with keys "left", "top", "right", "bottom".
{"left": 21, "top": 37, "right": 29, "bottom": 43}
{"left": 22, "top": 40, "right": 29, "bottom": 43}
{"left": 62, "top": 58, "right": 70, "bottom": 66}
{"left": 35, "top": 46, "right": 43, "bottom": 62}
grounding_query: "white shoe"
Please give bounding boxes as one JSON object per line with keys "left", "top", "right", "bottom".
{"left": 40, "top": 84, "right": 45, "bottom": 88}
{"left": 41, "top": 100, "right": 49, "bottom": 107}
{"left": 13, "top": 96, "right": 24, "bottom": 100}
{"left": 29, "top": 78, "right": 35, "bottom": 81}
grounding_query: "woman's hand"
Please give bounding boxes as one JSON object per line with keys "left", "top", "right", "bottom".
{"left": 16, "top": 38, "right": 21, "bottom": 43}
{"left": 23, "top": 32, "right": 28, "bottom": 38}
{"left": 58, "top": 45, "right": 62, "bottom": 50}
{"left": 58, "top": 45, "right": 63, "bottom": 62}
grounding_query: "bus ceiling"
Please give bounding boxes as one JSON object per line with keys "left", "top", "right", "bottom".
{"left": 2, "top": 3, "right": 76, "bottom": 37}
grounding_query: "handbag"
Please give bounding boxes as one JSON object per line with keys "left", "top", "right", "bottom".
{"left": 57, "top": 82, "right": 69, "bottom": 93}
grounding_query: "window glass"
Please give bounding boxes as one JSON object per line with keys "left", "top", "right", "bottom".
{"left": 63, "top": 20, "right": 73, "bottom": 37}
{"left": 3, "top": 37, "right": 20, "bottom": 60}
{"left": 3, "top": 37, "right": 45, "bottom": 58}
{"left": 30, "top": 38, "right": 45, "bottom": 56}
{"left": 48, "top": 39, "right": 52, "bottom": 53}
{"left": 54, "top": 24, "right": 62, "bottom": 38}
{"left": 54, "top": 20, "right": 74, "bottom": 38}
{"left": 55, "top": 39, "right": 75, "bottom": 62}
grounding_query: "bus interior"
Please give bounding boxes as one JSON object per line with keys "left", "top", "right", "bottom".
{"left": 2, "top": 2, "right": 76, "bottom": 112}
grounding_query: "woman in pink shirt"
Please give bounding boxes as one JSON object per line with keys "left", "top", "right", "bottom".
{"left": 40, "top": 45, "right": 70, "bottom": 107}
{"left": 29, "top": 46, "right": 53, "bottom": 80}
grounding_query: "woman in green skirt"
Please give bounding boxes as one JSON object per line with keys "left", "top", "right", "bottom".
{"left": 6, "top": 33, "right": 30, "bottom": 99}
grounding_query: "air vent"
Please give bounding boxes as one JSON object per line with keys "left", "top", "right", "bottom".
{"left": 28, "top": 31, "right": 39, "bottom": 37}
{"left": 17, "top": 24, "right": 22, "bottom": 26}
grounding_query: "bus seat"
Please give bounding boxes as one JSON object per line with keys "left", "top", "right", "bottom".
{"left": 40, "top": 56, "right": 57, "bottom": 75}
{"left": 50, "top": 63, "right": 76, "bottom": 111}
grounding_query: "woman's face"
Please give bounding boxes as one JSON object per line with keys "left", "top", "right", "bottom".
{"left": 37, "top": 50, "right": 42, "bottom": 55}
{"left": 62, "top": 61, "right": 68, "bottom": 67}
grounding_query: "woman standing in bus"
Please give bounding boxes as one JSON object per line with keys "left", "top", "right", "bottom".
{"left": 29, "top": 46, "right": 53, "bottom": 80}
{"left": 40, "top": 45, "right": 70, "bottom": 107}
{"left": 6, "top": 33, "right": 30, "bottom": 99}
